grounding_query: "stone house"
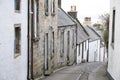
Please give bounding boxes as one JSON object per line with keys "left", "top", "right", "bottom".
{"left": 28, "top": 0, "right": 58, "bottom": 79}
{"left": 0, "top": 0, "right": 28, "bottom": 80}
{"left": 58, "top": 7, "right": 77, "bottom": 66}
{"left": 107, "top": 0, "right": 120, "bottom": 80}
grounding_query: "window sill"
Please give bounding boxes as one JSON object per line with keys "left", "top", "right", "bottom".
{"left": 15, "top": 10, "right": 21, "bottom": 13}
{"left": 14, "top": 53, "right": 21, "bottom": 59}
{"left": 33, "top": 37, "right": 40, "bottom": 42}
{"left": 45, "top": 12, "right": 49, "bottom": 16}
{"left": 51, "top": 13, "right": 55, "bottom": 16}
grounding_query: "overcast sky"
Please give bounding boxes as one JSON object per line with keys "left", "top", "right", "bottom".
{"left": 61, "top": 0, "right": 110, "bottom": 23}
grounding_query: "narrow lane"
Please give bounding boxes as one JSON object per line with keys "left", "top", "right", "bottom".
{"left": 42, "top": 62, "right": 107, "bottom": 80}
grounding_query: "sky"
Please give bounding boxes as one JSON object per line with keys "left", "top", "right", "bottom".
{"left": 62, "top": 0, "right": 110, "bottom": 23}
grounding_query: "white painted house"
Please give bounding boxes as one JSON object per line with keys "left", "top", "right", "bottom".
{"left": 107, "top": 0, "right": 120, "bottom": 80}
{"left": 84, "top": 26, "right": 105, "bottom": 62}
{"left": 76, "top": 23, "right": 89, "bottom": 64}
{"left": 92, "top": 27, "right": 107, "bottom": 62}
{"left": 0, "top": 0, "right": 28, "bottom": 80}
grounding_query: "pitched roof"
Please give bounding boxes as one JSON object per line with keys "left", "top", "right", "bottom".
{"left": 84, "top": 26, "right": 100, "bottom": 42}
{"left": 58, "top": 8, "right": 75, "bottom": 27}
{"left": 75, "top": 19, "right": 89, "bottom": 44}
{"left": 58, "top": 8, "right": 89, "bottom": 44}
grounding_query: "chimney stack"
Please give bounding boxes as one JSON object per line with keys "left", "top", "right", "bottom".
{"left": 58, "top": 0, "right": 61, "bottom": 8}
{"left": 68, "top": 5, "right": 77, "bottom": 19}
{"left": 83, "top": 17, "right": 92, "bottom": 26}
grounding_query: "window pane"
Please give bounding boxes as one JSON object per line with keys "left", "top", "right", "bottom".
{"left": 112, "top": 10, "right": 115, "bottom": 43}
{"left": 14, "top": 25, "right": 21, "bottom": 54}
{"left": 45, "top": 0, "right": 49, "bottom": 15}
{"left": 51, "top": 0, "right": 55, "bottom": 16}
{"left": 15, "top": 0, "right": 21, "bottom": 11}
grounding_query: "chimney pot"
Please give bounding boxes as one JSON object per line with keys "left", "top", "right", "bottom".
{"left": 71, "top": 5, "right": 76, "bottom": 11}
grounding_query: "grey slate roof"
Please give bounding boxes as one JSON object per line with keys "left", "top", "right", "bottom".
{"left": 58, "top": 7, "right": 89, "bottom": 44}
{"left": 58, "top": 8, "right": 75, "bottom": 27}
{"left": 92, "top": 27, "right": 104, "bottom": 42}
{"left": 75, "top": 19, "right": 89, "bottom": 44}
{"left": 84, "top": 26, "right": 100, "bottom": 42}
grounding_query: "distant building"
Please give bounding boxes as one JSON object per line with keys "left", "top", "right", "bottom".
{"left": 0, "top": 0, "right": 28, "bottom": 80}
{"left": 83, "top": 17, "right": 92, "bottom": 26}
{"left": 68, "top": 6, "right": 89, "bottom": 64}
{"left": 84, "top": 26, "right": 106, "bottom": 62}
{"left": 107, "top": 0, "right": 120, "bottom": 80}
{"left": 93, "top": 22, "right": 103, "bottom": 30}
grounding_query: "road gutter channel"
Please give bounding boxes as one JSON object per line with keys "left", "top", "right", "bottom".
{"left": 53, "top": 66, "right": 68, "bottom": 73}
{"left": 76, "top": 74, "right": 81, "bottom": 80}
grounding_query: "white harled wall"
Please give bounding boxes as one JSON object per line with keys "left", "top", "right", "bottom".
{"left": 77, "top": 40, "right": 89, "bottom": 64}
{"left": 108, "top": 0, "right": 120, "bottom": 79}
{"left": 88, "top": 40, "right": 100, "bottom": 62}
{"left": 0, "top": 0, "right": 28, "bottom": 80}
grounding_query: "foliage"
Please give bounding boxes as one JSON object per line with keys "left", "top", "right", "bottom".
{"left": 99, "top": 13, "right": 110, "bottom": 50}
{"left": 102, "top": 29, "right": 108, "bottom": 49}
{"left": 99, "top": 13, "right": 110, "bottom": 29}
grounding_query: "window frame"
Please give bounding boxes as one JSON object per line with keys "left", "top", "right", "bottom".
{"left": 52, "top": 31, "right": 54, "bottom": 53}
{"left": 60, "top": 30, "right": 64, "bottom": 57}
{"left": 33, "top": 0, "right": 39, "bottom": 41}
{"left": 111, "top": 9, "right": 116, "bottom": 48}
{"left": 14, "top": 0, "right": 21, "bottom": 13}
{"left": 44, "top": 0, "right": 49, "bottom": 16}
{"left": 79, "top": 44, "right": 80, "bottom": 56}
{"left": 72, "top": 30, "right": 74, "bottom": 48}
{"left": 44, "top": 33, "right": 49, "bottom": 70}
{"left": 14, "top": 24, "right": 21, "bottom": 58}
{"left": 51, "top": 0, "right": 55, "bottom": 16}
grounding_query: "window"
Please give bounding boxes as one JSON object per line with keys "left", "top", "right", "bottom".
{"left": 33, "top": 0, "right": 39, "bottom": 40}
{"left": 60, "top": 31, "right": 64, "bottom": 57}
{"left": 14, "top": 24, "right": 21, "bottom": 58}
{"left": 51, "top": 0, "right": 55, "bottom": 16}
{"left": 44, "top": 0, "right": 49, "bottom": 16}
{"left": 52, "top": 32, "right": 54, "bottom": 53}
{"left": 67, "top": 31, "right": 70, "bottom": 61}
{"left": 82, "top": 42, "right": 84, "bottom": 59}
{"left": 15, "top": 0, "right": 21, "bottom": 13}
{"left": 85, "top": 41, "right": 86, "bottom": 50}
{"left": 58, "top": 0, "right": 61, "bottom": 8}
{"left": 79, "top": 44, "right": 80, "bottom": 56}
{"left": 44, "top": 33, "right": 48, "bottom": 70}
{"left": 111, "top": 9, "right": 116, "bottom": 48}
{"left": 51, "top": 32, "right": 54, "bottom": 58}
{"left": 72, "top": 30, "right": 74, "bottom": 48}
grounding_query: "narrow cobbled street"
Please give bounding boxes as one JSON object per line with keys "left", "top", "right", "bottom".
{"left": 42, "top": 62, "right": 109, "bottom": 80}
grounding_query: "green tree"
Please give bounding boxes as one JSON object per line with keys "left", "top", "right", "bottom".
{"left": 99, "top": 13, "right": 110, "bottom": 51}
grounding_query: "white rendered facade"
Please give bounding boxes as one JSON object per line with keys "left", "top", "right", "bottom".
{"left": 0, "top": 0, "right": 28, "bottom": 80}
